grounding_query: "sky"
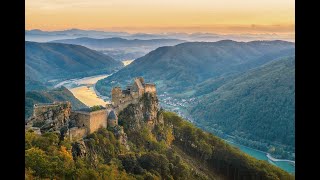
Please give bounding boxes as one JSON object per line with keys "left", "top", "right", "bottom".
{"left": 26, "top": 0, "right": 295, "bottom": 34}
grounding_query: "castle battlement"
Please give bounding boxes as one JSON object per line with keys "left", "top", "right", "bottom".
{"left": 33, "top": 101, "right": 70, "bottom": 108}
{"left": 70, "top": 108, "right": 107, "bottom": 134}
{"left": 144, "top": 83, "right": 156, "bottom": 93}
{"left": 111, "top": 77, "right": 156, "bottom": 113}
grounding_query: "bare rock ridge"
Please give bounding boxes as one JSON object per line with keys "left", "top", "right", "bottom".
{"left": 25, "top": 102, "right": 72, "bottom": 133}
{"left": 25, "top": 77, "right": 162, "bottom": 157}
{"left": 118, "top": 92, "right": 164, "bottom": 132}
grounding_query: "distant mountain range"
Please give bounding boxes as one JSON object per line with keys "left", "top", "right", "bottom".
{"left": 191, "top": 56, "right": 295, "bottom": 158}
{"left": 96, "top": 40, "right": 295, "bottom": 95}
{"left": 50, "top": 37, "right": 186, "bottom": 50}
{"left": 25, "top": 86, "right": 87, "bottom": 119}
{"left": 25, "top": 41, "right": 123, "bottom": 90}
{"left": 25, "top": 29, "right": 130, "bottom": 42}
{"left": 50, "top": 37, "right": 186, "bottom": 61}
{"left": 25, "top": 29, "right": 295, "bottom": 42}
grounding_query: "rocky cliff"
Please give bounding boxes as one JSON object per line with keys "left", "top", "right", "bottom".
{"left": 118, "top": 92, "right": 164, "bottom": 132}
{"left": 26, "top": 102, "right": 71, "bottom": 133}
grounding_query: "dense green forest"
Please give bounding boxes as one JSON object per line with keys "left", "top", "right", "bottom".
{"left": 96, "top": 40, "right": 294, "bottom": 96}
{"left": 25, "top": 87, "right": 87, "bottom": 119}
{"left": 25, "top": 111, "right": 293, "bottom": 179}
{"left": 190, "top": 56, "right": 295, "bottom": 159}
{"left": 25, "top": 41, "right": 123, "bottom": 91}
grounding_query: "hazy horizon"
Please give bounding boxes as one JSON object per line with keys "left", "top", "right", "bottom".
{"left": 26, "top": 0, "right": 294, "bottom": 34}
{"left": 26, "top": 27, "right": 295, "bottom": 35}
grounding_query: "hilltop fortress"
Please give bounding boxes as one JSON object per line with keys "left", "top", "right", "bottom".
{"left": 25, "top": 77, "right": 159, "bottom": 141}
{"left": 111, "top": 77, "right": 156, "bottom": 112}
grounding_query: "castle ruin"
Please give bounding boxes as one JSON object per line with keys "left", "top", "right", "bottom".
{"left": 25, "top": 77, "right": 157, "bottom": 141}
{"left": 111, "top": 77, "right": 156, "bottom": 113}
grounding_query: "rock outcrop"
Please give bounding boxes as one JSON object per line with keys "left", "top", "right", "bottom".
{"left": 112, "top": 125, "right": 129, "bottom": 150}
{"left": 26, "top": 102, "right": 71, "bottom": 133}
{"left": 118, "top": 92, "right": 164, "bottom": 132}
{"left": 71, "top": 140, "right": 87, "bottom": 159}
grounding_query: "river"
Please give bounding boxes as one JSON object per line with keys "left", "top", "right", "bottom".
{"left": 54, "top": 60, "right": 133, "bottom": 107}
{"left": 226, "top": 140, "right": 295, "bottom": 174}
{"left": 54, "top": 68, "right": 295, "bottom": 174}
{"left": 55, "top": 74, "right": 111, "bottom": 107}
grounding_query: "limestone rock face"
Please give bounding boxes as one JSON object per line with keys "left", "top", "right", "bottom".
{"left": 113, "top": 125, "right": 129, "bottom": 150}
{"left": 72, "top": 140, "right": 87, "bottom": 159}
{"left": 27, "top": 102, "right": 71, "bottom": 133}
{"left": 118, "top": 93, "right": 164, "bottom": 132}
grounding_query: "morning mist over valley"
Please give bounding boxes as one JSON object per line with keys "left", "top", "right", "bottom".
{"left": 25, "top": 0, "right": 295, "bottom": 179}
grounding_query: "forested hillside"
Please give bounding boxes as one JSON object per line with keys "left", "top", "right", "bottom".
{"left": 96, "top": 40, "right": 294, "bottom": 96}
{"left": 25, "top": 111, "right": 293, "bottom": 179}
{"left": 191, "top": 56, "right": 295, "bottom": 159}
{"left": 25, "top": 41, "right": 123, "bottom": 90}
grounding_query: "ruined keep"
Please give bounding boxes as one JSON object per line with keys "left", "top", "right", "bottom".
{"left": 70, "top": 108, "right": 107, "bottom": 134}
{"left": 26, "top": 102, "right": 72, "bottom": 133}
{"left": 110, "top": 77, "right": 163, "bottom": 132}
{"left": 111, "top": 77, "right": 156, "bottom": 113}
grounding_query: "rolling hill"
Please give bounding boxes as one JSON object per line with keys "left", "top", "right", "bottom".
{"left": 25, "top": 41, "right": 123, "bottom": 90}
{"left": 96, "top": 40, "right": 295, "bottom": 96}
{"left": 190, "top": 56, "right": 295, "bottom": 159}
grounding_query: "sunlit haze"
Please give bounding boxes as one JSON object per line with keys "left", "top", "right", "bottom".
{"left": 26, "top": 0, "right": 294, "bottom": 34}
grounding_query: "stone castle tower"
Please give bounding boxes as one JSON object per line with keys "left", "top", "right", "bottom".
{"left": 111, "top": 77, "right": 156, "bottom": 113}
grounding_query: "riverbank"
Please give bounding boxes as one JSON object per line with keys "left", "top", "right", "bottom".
{"left": 267, "top": 153, "right": 295, "bottom": 164}
{"left": 226, "top": 140, "right": 295, "bottom": 173}
{"left": 54, "top": 73, "right": 112, "bottom": 107}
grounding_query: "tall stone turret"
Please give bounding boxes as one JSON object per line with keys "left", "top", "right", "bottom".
{"left": 107, "top": 110, "right": 118, "bottom": 127}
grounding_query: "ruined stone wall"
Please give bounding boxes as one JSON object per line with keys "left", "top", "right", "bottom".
{"left": 69, "top": 127, "right": 87, "bottom": 141}
{"left": 110, "top": 78, "right": 156, "bottom": 115}
{"left": 144, "top": 84, "right": 156, "bottom": 94}
{"left": 111, "top": 89, "right": 139, "bottom": 114}
{"left": 33, "top": 102, "right": 71, "bottom": 120}
{"left": 111, "top": 87, "right": 123, "bottom": 105}
{"left": 89, "top": 109, "right": 107, "bottom": 133}
{"left": 136, "top": 77, "right": 145, "bottom": 84}
{"left": 132, "top": 80, "right": 144, "bottom": 96}
{"left": 70, "top": 111, "right": 91, "bottom": 130}
{"left": 30, "top": 102, "right": 71, "bottom": 132}
{"left": 106, "top": 104, "right": 113, "bottom": 110}
{"left": 114, "top": 98, "right": 139, "bottom": 114}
